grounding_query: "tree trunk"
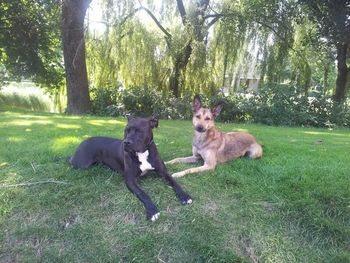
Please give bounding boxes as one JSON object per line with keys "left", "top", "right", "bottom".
{"left": 170, "top": 58, "right": 181, "bottom": 97}
{"left": 62, "top": 0, "right": 92, "bottom": 114}
{"left": 323, "top": 64, "right": 329, "bottom": 95}
{"left": 334, "top": 43, "right": 349, "bottom": 103}
{"left": 222, "top": 53, "right": 228, "bottom": 88}
{"left": 168, "top": 0, "right": 211, "bottom": 97}
{"left": 169, "top": 42, "right": 192, "bottom": 97}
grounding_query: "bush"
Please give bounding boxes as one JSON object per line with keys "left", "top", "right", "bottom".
{"left": 91, "top": 86, "right": 193, "bottom": 119}
{"left": 90, "top": 84, "right": 350, "bottom": 127}
{"left": 90, "top": 85, "right": 124, "bottom": 116}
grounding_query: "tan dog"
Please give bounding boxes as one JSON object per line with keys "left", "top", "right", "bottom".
{"left": 166, "top": 95, "right": 263, "bottom": 178}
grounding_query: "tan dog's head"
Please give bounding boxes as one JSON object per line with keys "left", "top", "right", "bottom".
{"left": 192, "top": 95, "right": 223, "bottom": 133}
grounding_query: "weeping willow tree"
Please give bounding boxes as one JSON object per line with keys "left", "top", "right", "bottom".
{"left": 85, "top": 0, "right": 339, "bottom": 99}
{"left": 86, "top": 0, "right": 250, "bottom": 97}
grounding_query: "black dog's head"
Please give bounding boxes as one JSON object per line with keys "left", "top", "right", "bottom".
{"left": 123, "top": 116, "right": 158, "bottom": 153}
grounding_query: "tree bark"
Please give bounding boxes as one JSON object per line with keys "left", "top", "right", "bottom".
{"left": 169, "top": 0, "right": 211, "bottom": 97}
{"left": 323, "top": 63, "right": 329, "bottom": 95}
{"left": 62, "top": 0, "right": 91, "bottom": 114}
{"left": 334, "top": 43, "right": 349, "bottom": 103}
{"left": 170, "top": 42, "right": 192, "bottom": 97}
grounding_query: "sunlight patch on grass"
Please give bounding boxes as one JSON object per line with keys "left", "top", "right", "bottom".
{"left": 9, "top": 120, "right": 53, "bottom": 126}
{"left": 0, "top": 162, "right": 8, "bottom": 168}
{"left": 7, "top": 136, "right": 24, "bottom": 143}
{"left": 87, "top": 119, "right": 125, "bottom": 126}
{"left": 55, "top": 124, "right": 81, "bottom": 129}
{"left": 18, "top": 114, "right": 50, "bottom": 119}
{"left": 51, "top": 136, "right": 81, "bottom": 151}
{"left": 302, "top": 131, "right": 349, "bottom": 137}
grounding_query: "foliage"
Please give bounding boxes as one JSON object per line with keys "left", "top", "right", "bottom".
{"left": 90, "top": 84, "right": 350, "bottom": 127}
{"left": 84, "top": 0, "right": 341, "bottom": 103}
{"left": 0, "top": 0, "right": 347, "bottom": 115}
{"left": 0, "top": 0, "right": 64, "bottom": 90}
{"left": 91, "top": 85, "right": 193, "bottom": 119}
{"left": 1, "top": 111, "right": 350, "bottom": 262}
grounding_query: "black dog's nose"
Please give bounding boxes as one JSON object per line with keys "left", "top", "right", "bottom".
{"left": 123, "top": 139, "right": 132, "bottom": 146}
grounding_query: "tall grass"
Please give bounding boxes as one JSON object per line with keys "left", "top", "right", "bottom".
{"left": 0, "top": 82, "right": 55, "bottom": 112}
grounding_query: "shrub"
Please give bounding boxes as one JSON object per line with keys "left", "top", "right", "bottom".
{"left": 90, "top": 84, "right": 350, "bottom": 127}
{"left": 90, "top": 85, "right": 123, "bottom": 116}
{"left": 91, "top": 86, "right": 193, "bottom": 119}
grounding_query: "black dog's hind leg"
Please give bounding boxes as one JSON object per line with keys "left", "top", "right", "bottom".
{"left": 124, "top": 175, "right": 160, "bottom": 221}
{"left": 156, "top": 162, "right": 192, "bottom": 205}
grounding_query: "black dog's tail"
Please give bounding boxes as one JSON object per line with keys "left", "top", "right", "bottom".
{"left": 54, "top": 156, "right": 71, "bottom": 163}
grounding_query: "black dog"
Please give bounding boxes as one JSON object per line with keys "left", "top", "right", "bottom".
{"left": 69, "top": 116, "right": 192, "bottom": 221}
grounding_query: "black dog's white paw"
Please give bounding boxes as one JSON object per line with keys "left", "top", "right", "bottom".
{"left": 185, "top": 198, "right": 192, "bottom": 204}
{"left": 150, "top": 212, "right": 160, "bottom": 222}
{"left": 182, "top": 198, "right": 192, "bottom": 205}
{"left": 178, "top": 192, "right": 193, "bottom": 205}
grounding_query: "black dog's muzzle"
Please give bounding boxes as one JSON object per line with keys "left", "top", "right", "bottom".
{"left": 123, "top": 138, "right": 154, "bottom": 152}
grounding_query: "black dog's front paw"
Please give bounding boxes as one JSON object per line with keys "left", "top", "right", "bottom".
{"left": 146, "top": 206, "right": 160, "bottom": 222}
{"left": 178, "top": 192, "right": 193, "bottom": 205}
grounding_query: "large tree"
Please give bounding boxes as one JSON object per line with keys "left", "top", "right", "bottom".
{"left": 62, "top": 0, "right": 92, "bottom": 114}
{"left": 0, "top": 0, "right": 63, "bottom": 88}
{"left": 300, "top": 0, "right": 350, "bottom": 102}
{"left": 115, "top": 0, "right": 229, "bottom": 97}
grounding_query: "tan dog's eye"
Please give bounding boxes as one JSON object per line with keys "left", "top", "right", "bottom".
{"left": 196, "top": 115, "right": 201, "bottom": 119}
{"left": 205, "top": 117, "right": 211, "bottom": 121}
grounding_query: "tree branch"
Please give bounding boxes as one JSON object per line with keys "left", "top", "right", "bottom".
{"left": 119, "top": 7, "right": 143, "bottom": 26}
{"left": 176, "top": 0, "right": 187, "bottom": 25}
{"left": 119, "top": 5, "right": 171, "bottom": 39}
{"left": 140, "top": 6, "right": 172, "bottom": 39}
{"left": 255, "top": 20, "right": 294, "bottom": 50}
{"left": 206, "top": 14, "right": 225, "bottom": 29}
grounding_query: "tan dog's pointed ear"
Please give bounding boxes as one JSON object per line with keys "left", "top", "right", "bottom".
{"left": 211, "top": 104, "right": 223, "bottom": 118}
{"left": 149, "top": 116, "right": 159, "bottom": 128}
{"left": 192, "top": 94, "right": 202, "bottom": 112}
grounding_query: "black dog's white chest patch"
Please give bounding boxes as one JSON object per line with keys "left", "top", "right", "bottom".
{"left": 136, "top": 150, "right": 154, "bottom": 175}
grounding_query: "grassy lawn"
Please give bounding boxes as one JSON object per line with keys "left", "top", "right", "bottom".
{"left": 0, "top": 110, "right": 349, "bottom": 263}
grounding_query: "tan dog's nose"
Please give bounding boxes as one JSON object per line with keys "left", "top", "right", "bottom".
{"left": 195, "top": 124, "right": 205, "bottom": 132}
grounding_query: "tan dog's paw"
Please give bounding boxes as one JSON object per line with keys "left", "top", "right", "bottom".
{"left": 172, "top": 171, "right": 185, "bottom": 178}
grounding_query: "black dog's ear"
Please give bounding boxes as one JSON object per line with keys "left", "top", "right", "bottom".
{"left": 211, "top": 104, "right": 223, "bottom": 118}
{"left": 126, "top": 114, "right": 134, "bottom": 121}
{"left": 149, "top": 116, "right": 159, "bottom": 128}
{"left": 192, "top": 94, "right": 202, "bottom": 112}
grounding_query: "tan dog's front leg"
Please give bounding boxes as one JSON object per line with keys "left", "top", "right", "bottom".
{"left": 172, "top": 163, "right": 216, "bottom": 178}
{"left": 165, "top": 156, "right": 200, "bottom": 165}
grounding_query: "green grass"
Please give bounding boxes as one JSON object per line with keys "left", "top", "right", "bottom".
{"left": 0, "top": 82, "right": 55, "bottom": 112}
{"left": 0, "top": 110, "right": 349, "bottom": 263}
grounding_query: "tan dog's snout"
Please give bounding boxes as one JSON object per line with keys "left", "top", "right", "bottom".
{"left": 194, "top": 123, "right": 205, "bottom": 133}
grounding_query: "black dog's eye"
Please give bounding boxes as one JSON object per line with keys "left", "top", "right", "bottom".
{"left": 205, "top": 117, "right": 211, "bottom": 121}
